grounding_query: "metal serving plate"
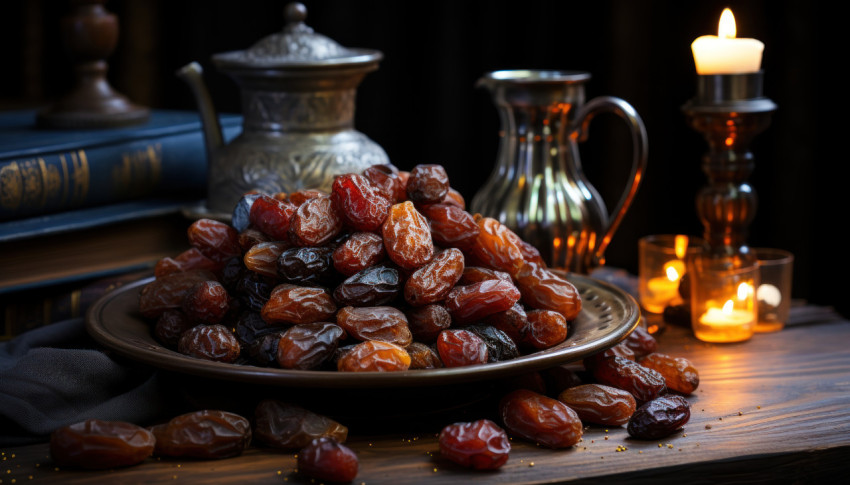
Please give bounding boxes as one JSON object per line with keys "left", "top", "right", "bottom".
{"left": 86, "top": 273, "right": 639, "bottom": 389}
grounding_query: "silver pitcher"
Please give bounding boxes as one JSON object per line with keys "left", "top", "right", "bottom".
{"left": 471, "top": 70, "right": 648, "bottom": 274}
{"left": 178, "top": 2, "right": 389, "bottom": 219}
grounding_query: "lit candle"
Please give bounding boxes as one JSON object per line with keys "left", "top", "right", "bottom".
{"left": 646, "top": 260, "right": 685, "bottom": 306}
{"left": 691, "top": 8, "right": 764, "bottom": 74}
{"left": 699, "top": 300, "right": 755, "bottom": 327}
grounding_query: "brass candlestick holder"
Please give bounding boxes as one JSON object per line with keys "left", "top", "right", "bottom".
{"left": 681, "top": 72, "right": 776, "bottom": 342}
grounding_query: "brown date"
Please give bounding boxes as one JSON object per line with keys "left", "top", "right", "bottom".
{"left": 248, "top": 194, "right": 297, "bottom": 241}
{"left": 466, "top": 324, "right": 520, "bottom": 362}
{"left": 336, "top": 306, "right": 412, "bottom": 347}
{"left": 277, "top": 246, "right": 336, "bottom": 284}
{"left": 442, "top": 187, "right": 465, "bottom": 209}
{"left": 332, "top": 232, "right": 386, "bottom": 276}
{"left": 154, "top": 247, "right": 219, "bottom": 278}
{"left": 591, "top": 356, "right": 667, "bottom": 403}
{"left": 406, "top": 163, "right": 450, "bottom": 205}
{"left": 482, "top": 303, "right": 529, "bottom": 344}
{"left": 445, "top": 279, "right": 521, "bottom": 324}
{"left": 498, "top": 388, "right": 583, "bottom": 448}
{"left": 333, "top": 265, "right": 401, "bottom": 307}
{"left": 627, "top": 395, "right": 691, "bottom": 440}
{"left": 438, "top": 419, "right": 510, "bottom": 470}
{"left": 557, "top": 384, "right": 636, "bottom": 426}
{"left": 639, "top": 352, "right": 700, "bottom": 395}
{"left": 466, "top": 216, "right": 526, "bottom": 276}
{"left": 151, "top": 410, "right": 251, "bottom": 459}
{"left": 622, "top": 325, "right": 658, "bottom": 359}
{"left": 406, "top": 341, "right": 443, "bottom": 369}
{"left": 363, "top": 164, "right": 406, "bottom": 203}
{"left": 181, "top": 280, "right": 230, "bottom": 324}
{"left": 583, "top": 342, "right": 635, "bottom": 372}
{"left": 288, "top": 189, "right": 328, "bottom": 206}
{"left": 403, "top": 248, "right": 465, "bottom": 306}
{"left": 50, "top": 419, "right": 155, "bottom": 469}
{"left": 187, "top": 218, "right": 241, "bottom": 263}
{"left": 253, "top": 400, "right": 348, "bottom": 450}
{"left": 418, "top": 203, "right": 480, "bottom": 249}
{"left": 261, "top": 284, "right": 337, "bottom": 326}
{"left": 297, "top": 437, "right": 359, "bottom": 483}
{"left": 337, "top": 340, "right": 411, "bottom": 372}
{"left": 381, "top": 201, "right": 434, "bottom": 270}
{"left": 458, "top": 266, "right": 512, "bottom": 286}
{"left": 154, "top": 309, "right": 197, "bottom": 348}
{"left": 177, "top": 324, "right": 241, "bottom": 363}
{"left": 405, "top": 304, "right": 452, "bottom": 343}
{"left": 514, "top": 262, "right": 581, "bottom": 320}
{"left": 244, "top": 241, "right": 289, "bottom": 278}
{"left": 436, "top": 329, "right": 488, "bottom": 367}
{"left": 138, "top": 269, "right": 217, "bottom": 318}
{"left": 277, "top": 322, "right": 345, "bottom": 370}
{"left": 237, "top": 227, "right": 272, "bottom": 251}
{"left": 288, "top": 196, "right": 343, "bottom": 247}
{"left": 523, "top": 309, "right": 568, "bottom": 350}
{"left": 331, "top": 172, "right": 391, "bottom": 231}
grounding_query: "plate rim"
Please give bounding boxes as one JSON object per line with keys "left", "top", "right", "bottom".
{"left": 85, "top": 272, "right": 640, "bottom": 388}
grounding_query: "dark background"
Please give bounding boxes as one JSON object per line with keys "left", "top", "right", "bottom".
{"left": 2, "top": 1, "right": 841, "bottom": 316}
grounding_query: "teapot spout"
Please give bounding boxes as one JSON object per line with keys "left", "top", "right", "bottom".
{"left": 176, "top": 62, "right": 224, "bottom": 159}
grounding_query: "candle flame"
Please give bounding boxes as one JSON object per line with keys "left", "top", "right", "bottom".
{"left": 718, "top": 8, "right": 737, "bottom": 39}
{"left": 674, "top": 235, "right": 688, "bottom": 259}
{"left": 666, "top": 265, "right": 680, "bottom": 282}
{"left": 737, "top": 282, "right": 752, "bottom": 300}
{"left": 722, "top": 299, "right": 734, "bottom": 314}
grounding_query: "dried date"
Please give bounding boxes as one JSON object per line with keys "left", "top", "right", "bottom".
{"left": 289, "top": 196, "right": 343, "bottom": 247}
{"left": 557, "top": 384, "right": 636, "bottom": 426}
{"left": 151, "top": 410, "right": 251, "bottom": 459}
{"left": 419, "top": 203, "right": 480, "bottom": 249}
{"left": 331, "top": 172, "right": 391, "bottom": 231}
{"left": 514, "top": 262, "right": 581, "bottom": 320}
{"left": 438, "top": 419, "right": 510, "bottom": 470}
{"left": 403, "top": 248, "right": 464, "bottom": 306}
{"left": 177, "top": 324, "right": 241, "bottom": 363}
{"left": 155, "top": 247, "right": 219, "bottom": 278}
{"left": 253, "top": 400, "right": 348, "bottom": 450}
{"left": 244, "top": 241, "right": 290, "bottom": 278}
{"left": 248, "top": 194, "right": 297, "bottom": 241}
{"left": 187, "top": 218, "right": 241, "bottom": 263}
{"left": 332, "top": 232, "right": 386, "bottom": 276}
{"left": 406, "top": 164, "right": 450, "bottom": 205}
{"left": 336, "top": 306, "right": 412, "bottom": 347}
{"left": 466, "top": 216, "right": 526, "bottom": 276}
{"left": 436, "top": 329, "right": 488, "bottom": 367}
{"left": 138, "top": 270, "right": 217, "bottom": 319}
{"left": 523, "top": 309, "right": 568, "bottom": 350}
{"left": 627, "top": 395, "right": 691, "bottom": 440}
{"left": 639, "top": 352, "right": 699, "bottom": 395}
{"left": 622, "top": 325, "right": 658, "bottom": 359}
{"left": 406, "top": 342, "right": 443, "bottom": 369}
{"left": 297, "top": 437, "right": 359, "bottom": 483}
{"left": 50, "top": 419, "right": 155, "bottom": 469}
{"left": 181, "top": 280, "right": 230, "bottom": 324}
{"left": 154, "top": 309, "right": 196, "bottom": 348}
{"left": 381, "top": 201, "right": 434, "bottom": 270}
{"left": 591, "top": 356, "right": 666, "bottom": 403}
{"left": 445, "top": 279, "right": 521, "bottom": 324}
{"left": 277, "top": 322, "right": 345, "bottom": 370}
{"left": 333, "top": 265, "right": 401, "bottom": 307}
{"left": 465, "top": 324, "right": 520, "bottom": 362}
{"left": 498, "top": 388, "right": 583, "bottom": 448}
{"left": 405, "top": 304, "right": 452, "bottom": 343}
{"left": 337, "top": 340, "right": 411, "bottom": 372}
{"left": 261, "top": 284, "right": 337, "bottom": 326}
{"left": 277, "top": 246, "right": 336, "bottom": 284}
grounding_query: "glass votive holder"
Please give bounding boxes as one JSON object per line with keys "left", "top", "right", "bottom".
{"left": 752, "top": 248, "right": 794, "bottom": 333}
{"left": 638, "top": 235, "right": 704, "bottom": 314}
{"left": 687, "top": 254, "right": 759, "bottom": 343}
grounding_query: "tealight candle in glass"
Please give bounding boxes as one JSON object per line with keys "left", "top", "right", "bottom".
{"left": 688, "top": 254, "right": 759, "bottom": 343}
{"left": 638, "top": 235, "right": 704, "bottom": 314}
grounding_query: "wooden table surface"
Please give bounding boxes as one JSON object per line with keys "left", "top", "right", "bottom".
{"left": 3, "top": 318, "right": 850, "bottom": 484}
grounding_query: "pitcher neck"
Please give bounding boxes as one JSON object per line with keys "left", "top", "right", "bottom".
{"left": 241, "top": 88, "right": 356, "bottom": 132}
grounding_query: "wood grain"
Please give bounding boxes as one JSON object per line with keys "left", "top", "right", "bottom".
{"left": 3, "top": 320, "right": 849, "bottom": 484}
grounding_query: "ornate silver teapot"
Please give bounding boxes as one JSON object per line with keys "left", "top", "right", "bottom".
{"left": 178, "top": 2, "right": 389, "bottom": 218}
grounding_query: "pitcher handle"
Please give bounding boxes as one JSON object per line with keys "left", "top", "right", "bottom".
{"left": 574, "top": 96, "right": 648, "bottom": 267}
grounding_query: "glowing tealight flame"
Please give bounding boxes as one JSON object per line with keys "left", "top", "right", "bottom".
{"left": 722, "top": 299, "right": 734, "bottom": 314}
{"left": 674, "top": 235, "right": 688, "bottom": 259}
{"left": 665, "top": 265, "right": 680, "bottom": 282}
{"left": 718, "top": 8, "right": 737, "bottom": 39}
{"left": 737, "top": 282, "right": 752, "bottom": 300}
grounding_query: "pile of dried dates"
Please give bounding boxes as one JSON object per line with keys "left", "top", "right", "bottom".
{"left": 138, "top": 163, "right": 582, "bottom": 371}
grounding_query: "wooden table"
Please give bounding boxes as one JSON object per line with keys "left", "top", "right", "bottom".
{"left": 4, "top": 318, "right": 849, "bottom": 484}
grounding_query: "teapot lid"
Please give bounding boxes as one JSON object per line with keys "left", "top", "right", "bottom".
{"left": 212, "top": 2, "right": 382, "bottom": 69}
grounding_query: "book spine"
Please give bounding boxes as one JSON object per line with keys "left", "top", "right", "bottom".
{"left": 0, "top": 125, "right": 238, "bottom": 220}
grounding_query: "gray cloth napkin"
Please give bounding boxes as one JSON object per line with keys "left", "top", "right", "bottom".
{"left": 0, "top": 317, "right": 171, "bottom": 446}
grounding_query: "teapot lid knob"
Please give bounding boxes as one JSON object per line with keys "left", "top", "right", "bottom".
{"left": 284, "top": 2, "right": 307, "bottom": 24}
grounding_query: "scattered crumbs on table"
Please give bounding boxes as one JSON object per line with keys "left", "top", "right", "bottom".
{"left": 528, "top": 462, "right": 535, "bottom": 467}
{"left": 658, "top": 444, "right": 663, "bottom": 448}
{"left": 604, "top": 436, "right": 609, "bottom": 440}
{"left": 738, "top": 411, "right": 743, "bottom": 416}
{"left": 705, "top": 424, "right": 712, "bottom": 429}
{"left": 432, "top": 468, "right": 438, "bottom": 473}
{"left": 639, "top": 451, "right": 643, "bottom": 454}
{"left": 277, "top": 471, "right": 282, "bottom": 475}
{"left": 757, "top": 405, "right": 762, "bottom": 409}
{"left": 683, "top": 433, "right": 688, "bottom": 437}
{"left": 718, "top": 417, "right": 723, "bottom": 421}
{"left": 616, "top": 445, "right": 628, "bottom": 452}
{"left": 667, "top": 444, "right": 673, "bottom": 449}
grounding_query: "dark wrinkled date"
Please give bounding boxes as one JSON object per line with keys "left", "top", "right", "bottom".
{"left": 627, "top": 395, "right": 691, "bottom": 440}
{"left": 50, "top": 419, "right": 155, "bottom": 469}
{"left": 151, "top": 410, "right": 251, "bottom": 459}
